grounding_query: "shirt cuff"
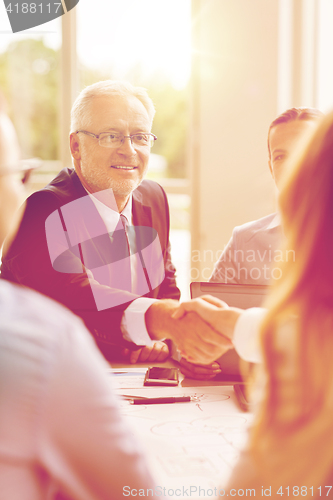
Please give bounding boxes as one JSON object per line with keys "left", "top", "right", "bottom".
{"left": 233, "top": 307, "right": 266, "bottom": 364}
{"left": 121, "top": 298, "right": 159, "bottom": 346}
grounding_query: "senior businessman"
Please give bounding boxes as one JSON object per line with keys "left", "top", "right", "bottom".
{"left": 1, "top": 80, "right": 231, "bottom": 364}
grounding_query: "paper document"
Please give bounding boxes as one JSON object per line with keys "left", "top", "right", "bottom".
{"left": 108, "top": 367, "right": 147, "bottom": 389}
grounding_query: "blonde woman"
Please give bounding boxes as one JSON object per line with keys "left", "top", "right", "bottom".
{"left": 175, "top": 110, "right": 333, "bottom": 496}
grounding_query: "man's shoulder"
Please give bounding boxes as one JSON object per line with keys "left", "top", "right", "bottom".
{"left": 135, "top": 179, "right": 166, "bottom": 198}
{"left": 27, "top": 168, "right": 85, "bottom": 213}
{"left": 133, "top": 179, "right": 168, "bottom": 209}
{"left": 233, "top": 213, "right": 279, "bottom": 238}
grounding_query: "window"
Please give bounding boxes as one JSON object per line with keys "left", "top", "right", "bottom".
{"left": 77, "top": 0, "right": 192, "bottom": 298}
{"left": 317, "top": 0, "right": 333, "bottom": 111}
{"left": 0, "top": 11, "right": 62, "bottom": 194}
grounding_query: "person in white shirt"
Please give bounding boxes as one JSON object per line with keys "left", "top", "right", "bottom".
{"left": 177, "top": 110, "right": 333, "bottom": 494}
{"left": 180, "top": 107, "right": 323, "bottom": 381}
{"left": 210, "top": 107, "right": 322, "bottom": 285}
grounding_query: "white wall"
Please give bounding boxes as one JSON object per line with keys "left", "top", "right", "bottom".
{"left": 190, "top": 0, "right": 279, "bottom": 280}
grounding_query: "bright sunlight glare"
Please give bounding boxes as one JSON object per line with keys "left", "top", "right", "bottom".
{"left": 0, "top": 0, "right": 191, "bottom": 90}
{"left": 77, "top": 0, "right": 192, "bottom": 90}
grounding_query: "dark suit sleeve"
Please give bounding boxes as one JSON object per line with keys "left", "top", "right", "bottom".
{"left": 155, "top": 185, "right": 180, "bottom": 302}
{"left": 1, "top": 191, "right": 138, "bottom": 352}
{"left": 1, "top": 180, "right": 180, "bottom": 359}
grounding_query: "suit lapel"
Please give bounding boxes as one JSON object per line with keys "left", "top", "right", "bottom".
{"left": 66, "top": 171, "right": 116, "bottom": 285}
{"left": 132, "top": 188, "right": 153, "bottom": 262}
{"left": 132, "top": 188, "right": 158, "bottom": 294}
{"left": 132, "top": 188, "right": 152, "bottom": 228}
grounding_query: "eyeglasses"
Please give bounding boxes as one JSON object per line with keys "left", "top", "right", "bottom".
{"left": 0, "top": 158, "right": 42, "bottom": 185}
{"left": 76, "top": 130, "right": 157, "bottom": 149}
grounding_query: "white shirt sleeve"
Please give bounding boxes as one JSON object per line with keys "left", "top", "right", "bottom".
{"left": 121, "top": 298, "right": 159, "bottom": 346}
{"left": 233, "top": 307, "right": 267, "bottom": 363}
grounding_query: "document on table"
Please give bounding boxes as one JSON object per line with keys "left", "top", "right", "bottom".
{"left": 108, "top": 367, "right": 147, "bottom": 389}
{"left": 116, "top": 385, "right": 253, "bottom": 500}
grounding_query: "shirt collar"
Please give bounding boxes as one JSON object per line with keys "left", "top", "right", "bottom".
{"left": 266, "top": 212, "right": 281, "bottom": 230}
{"left": 82, "top": 186, "right": 133, "bottom": 232}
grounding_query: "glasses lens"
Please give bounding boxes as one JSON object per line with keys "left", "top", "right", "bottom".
{"left": 132, "top": 134, "right": 156, "bottom": 148}
{"left": 98, "top": 133, "right": 156, "bottom": 148}
{"left": 99, "top": 134, "right": 122, "bottom": 148}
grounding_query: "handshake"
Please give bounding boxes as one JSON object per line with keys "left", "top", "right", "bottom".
{"left": 122, "top": 296, "right": 242, "bottom": 380}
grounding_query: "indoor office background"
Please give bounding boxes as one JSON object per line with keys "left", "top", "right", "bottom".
{"left": 1, "top": 0, "right": 333, "bottom": 300}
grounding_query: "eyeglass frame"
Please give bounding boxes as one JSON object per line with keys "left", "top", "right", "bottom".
{"left": 0, "top": 158, "right": 42, "bottom": 185}
{"left": 75, "top": 130, "right": 157, "bottom": 148}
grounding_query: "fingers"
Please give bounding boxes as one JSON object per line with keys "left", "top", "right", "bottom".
{"left": 179, "top": 358, "right": 222, "bottom": 380}
{"left": 172, "top": 295, "right": 228, "bottom": 321}
{"left": 129, "top": 348, "right": 143, "bottom": 364}
{"left": 200, "top": 295, "right": 229, "bottom": 309}
{"left": 173, "top": 312, "right": 233, "bottom": 365}
{"left": 181, "top": 343, "right": 232, "bottom": 365}
{"left": 171, "top": 304, "right": 187, "bottom": 320}
{"left": 155, "top": 343, "right": 170, "bottom": 362}
{"left": 172, "top": 297, "right": 220, "bottom": 323}
{"left": 129, "top": 342, "right": 170, "bottom": 364}
{"left": 146, "top": 299, "right": 235, "bottom": 365}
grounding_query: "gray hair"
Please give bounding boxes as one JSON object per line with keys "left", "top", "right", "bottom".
{"left": 70, "top": 80, "right": 155, "bottom": 132}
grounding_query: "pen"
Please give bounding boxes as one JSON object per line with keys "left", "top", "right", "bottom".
{"left": 130, "top": 396, "right": 192, "bottom": 405}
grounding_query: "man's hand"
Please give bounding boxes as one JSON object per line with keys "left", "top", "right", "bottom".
{"left": 122, "top": 341, "right": 169, "bottom": 364}
{"left": 179, "top": 357, "right": 222, "bottom": 380}
{"left": 173, "top": 295, "right": 242, "bottom": 341}
{"left": 145, "top": 299, "right": 233, "bottom": 365}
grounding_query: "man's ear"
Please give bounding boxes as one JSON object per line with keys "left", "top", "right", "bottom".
{"left": 70, "top": 133, "right": 81, "bottom": 160}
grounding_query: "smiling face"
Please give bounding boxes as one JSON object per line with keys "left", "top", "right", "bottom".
{"left": 70, "top": 94, "right": 152, "bottom": 211}
{"left": 268, "top": 119, "right": 318, "bottom": 189}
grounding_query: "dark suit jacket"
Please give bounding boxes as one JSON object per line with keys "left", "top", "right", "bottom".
{"left": 1, "top": 168, "right": 180, "bottom": 357}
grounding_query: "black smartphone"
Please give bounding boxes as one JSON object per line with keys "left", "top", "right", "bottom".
{"left": 144, "top": 367, "right": 179, "bottom": 386}
{"left": 233, "top": 384, "right": 254, "bottom": 412}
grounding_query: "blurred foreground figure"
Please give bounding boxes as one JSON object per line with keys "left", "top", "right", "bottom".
{"left": 0, "top": 106, "right": 163, "bottom": 499}
{"left": 177, "top": 111, "right": 333, "bottom": 492}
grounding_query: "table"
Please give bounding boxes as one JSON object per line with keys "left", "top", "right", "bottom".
{"left": 111, "top": 363, "right": 253, "bottom": 499}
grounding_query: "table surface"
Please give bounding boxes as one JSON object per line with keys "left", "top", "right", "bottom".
{"left": 109, "top": 361, "right": 252, "bottom": 499}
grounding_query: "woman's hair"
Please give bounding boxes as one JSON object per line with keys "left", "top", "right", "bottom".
{"left": 267, "top": 107, "right": 323, "bottom": 159}
{"left": 70, "top": 80, "right": 155, "bottom": 132}
{"left": 250, "top": 110, "right": 333, "bottom": 488}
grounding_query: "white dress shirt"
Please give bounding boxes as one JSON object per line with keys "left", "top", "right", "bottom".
{"left": 0, "top": 280, "right": 160, "bottom": 500}
{"left": 233, "top": 307, "right": 266, "bottom": 363}
{"left": 87, "top": 192, "right": 156, "bottom": 346}
{"left": 210, "top": 213, "right": 282, "bottom": 285}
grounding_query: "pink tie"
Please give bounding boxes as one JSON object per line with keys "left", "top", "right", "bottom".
{"left": 120, "top": 214, "right": 131, "bottom": 256}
